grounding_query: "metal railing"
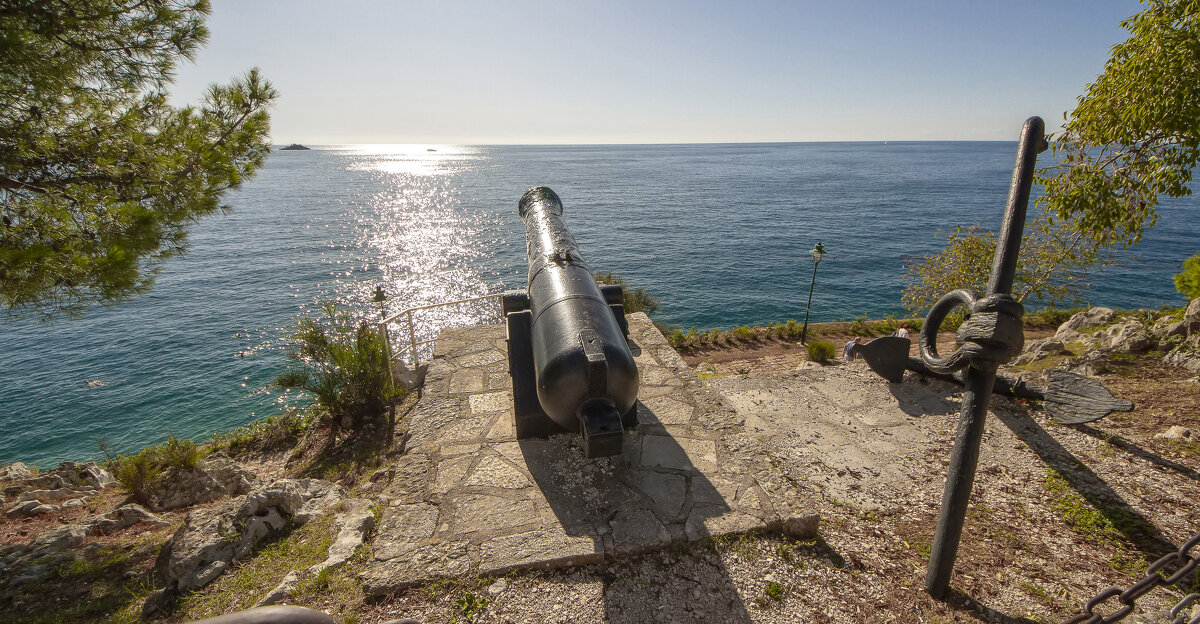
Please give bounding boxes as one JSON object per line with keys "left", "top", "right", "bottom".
{"left": 377, "top": 293, "right": 504, "bottom": 370}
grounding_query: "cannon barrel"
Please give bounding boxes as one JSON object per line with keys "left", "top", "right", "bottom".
{"left": 505, "top": 186, "right": 639, "bottom": 457}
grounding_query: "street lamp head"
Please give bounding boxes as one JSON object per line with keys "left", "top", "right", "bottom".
{"left": 810, "top": 241, "right": 827, "bottom": 263}
{"left": 372, "top": 286, "right": 388, "bottom": 303}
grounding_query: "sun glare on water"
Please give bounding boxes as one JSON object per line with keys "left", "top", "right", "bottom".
{"left": 333, "top": 144, "right": 503, "bottom": 362}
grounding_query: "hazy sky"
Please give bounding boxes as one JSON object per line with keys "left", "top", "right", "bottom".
{"left": 170, "top": 0, "right": 1145, "bottom": 144}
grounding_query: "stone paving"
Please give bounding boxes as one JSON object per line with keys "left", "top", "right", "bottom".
{"left": 361, "top": 313, "right": 815, "bottom": 594}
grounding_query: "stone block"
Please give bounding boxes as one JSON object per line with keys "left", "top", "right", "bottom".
{"left": 768, "top": 514, "right": 820, "bottom": 540}
{"left": 486, "top": 413, "right": 517, "bottom": 441}
{"left": 448, "top": 371, "right": 485, "bottom": 394}
{"left": 609, "top": 509, "right": 671, "bottom": 554}
{"left": 640, "top": 435, "right": 697, "bottom": 472}
{"left": 456, "top": 350, "right": 506, "bottom": 368}
{"left": 477, "top": 527, "right": 601, "bottom": 573}
{"left": 684, "top": 509, "right": 763, "bottom": 541}
{"left": 434, "top": 455, "right": 476, "bottom": 494}
{"left": 463, "top": 455, "right": 531, "bottom": 490}
{"left": 374, "top": 503, "right": 440, "bottom": 560}
{"left": 469, "top": 392, "right": 510, "bottom": 414}
{"left": 450, "top": 494, "right": 538, "bottom": 534}
{"left": 640, "top": 396, "right": 694, "bottom": 425}
{"left": 623, "top": 471, "right": 687, "bottom": 519}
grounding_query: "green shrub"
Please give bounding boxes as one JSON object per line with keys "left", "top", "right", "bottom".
{"left": 732, "top": 325, "right": 758, "bottom": 341}
{"left": 1176, "top": 251, "right": 1200, "bottom": 300}
{"left": 1025, "top": 306, "right": 1082, "bottom": 329}
{"left": 100, "top": 435, "right": 206, "bottom": 503}
{"left": 593, "top": 271, "right": 659, "bottom": 314}
{"left": 160, "top": 435, "right": 204, "bottom": 470}
{"left": 108, "top": 449, "right": 161, "bottom": 499}
{"left": 212, "top": 412, "right": 310, "bottom": 456}
{"left": 806, "top": 339, "right": 836, "bottom": 363}
{"left": 275, "top": 303, "right": 404, "bottom": 439}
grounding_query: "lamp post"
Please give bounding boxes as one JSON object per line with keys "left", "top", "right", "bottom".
{"left": 372, "top": 286, "right": 389, "bottom": 319}
{"left": 800, "top": 241, "right": 827, "bottom": 344}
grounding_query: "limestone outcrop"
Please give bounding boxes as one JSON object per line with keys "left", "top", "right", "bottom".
{"left": 2, "top": 461, "right": 113, "bottom": 517}
{"left": 143, "top": 453, "right": 259, "bottom": 512}
{"left": 1013, "top": 337, "right": 1067, "bottom": 366}
{"left": 1164, "top": 298, "right": 1200, "bottom": 337}
{"left": 0, "top": 504, "right": 169, "bottom": 586}
{"left": 1101, "top": 320, "right": 1155, "bottom": 353}
{"left": 143, "top": 478, "right": 343, "bottom": 615}
{"left": 256, "top": 498, "right": 377, "bottom": 606}
{"left": 1055, "top": 307, "right": 1117, "bottom": 344}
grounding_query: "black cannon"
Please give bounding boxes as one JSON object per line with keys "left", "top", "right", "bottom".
{"left": 503, "top": 187, "right": 639, "bottom": 458}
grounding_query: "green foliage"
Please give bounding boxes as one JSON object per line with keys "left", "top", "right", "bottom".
{"left": 275, "top": 303, "right": 404, "bottom": 439}
{"left": 175, "top": 513, "right": 337, "bottom": 620}
{"left": 452, "top": 591, "right": 488, "bottom": 624}
{"left": 1038, "top": 0, "right": 1200, "bottom": 247}
{"left": 100, "top": 434, "right": 206, "bottom": 502}
{"left": 806, "top": 339, "right": 836, "bottom": 363}
{"left": 1176, "top": 251, "right": 1200, "bottom": 300}
{"left": 210, "top": 412, "right": 309, "bottom": 456}
{"left": 1025, "top": 306, "right": 1084, "bottom": 329}
{"left": 593, "top": 271, "right": 659, "bottom": 314}
{"left": 0, "top": 0, "right": 277, "bottom": 317}
{"left": 731, "top": 324, "right": 758, "bottom": 341}
{"left": 763, "top": 580, "right": 785, "bottom": 602}
{"left": 901, "top": 219, "right": 1111, "bottom": 316}
{"left": 1042, "top": 468, "right": 1155, "bottom": 557}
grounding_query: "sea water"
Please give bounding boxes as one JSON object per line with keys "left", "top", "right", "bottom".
{"left": 1, "top": 143, "right": 1196, "bottom": 465}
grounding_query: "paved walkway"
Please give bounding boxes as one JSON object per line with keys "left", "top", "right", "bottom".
{"left": 361, "top": 313, "right": 815, "bottom": 594}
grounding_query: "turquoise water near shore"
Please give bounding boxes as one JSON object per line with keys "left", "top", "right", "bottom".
{"left": 1, "top": 142, "right": 1196, "bottom": 465}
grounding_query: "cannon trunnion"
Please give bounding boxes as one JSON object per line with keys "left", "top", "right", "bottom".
{"left": 504, "top": 187, "right": 639, "bottom": 458}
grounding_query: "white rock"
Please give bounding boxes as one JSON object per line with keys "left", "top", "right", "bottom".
{"left": 84, "top": 503, "right": 171, "bottom": 534}
{"left": 1163, "top": 348, "right": 1200, "bottom": 372}
{"left": 255, "top": 497, "right": 374, "bottom": 607}
{"left": 144, "top": 454, "right": 260, "bottom": 512}
{"left": 1185, "top": 298, "right": 1200, "bottom": 331}
{"left": 1014, "top": 338, "right": 1067, "bottom": 365}
{"left": 1154, "top": 426, "right": 1194, "bottom": 441}
{"left": 152, "top": 477, "right": 341, "bottom": 607}
{"left": 1057, "top": 307, "right": 1117, "bottom": 335}
{"left": 5, "top": 500, "right": 42, "bottom": 518}
{"left": 0, "top": 462, "right": 35, "bottom": 481}
{"left": 1105, "top": 321, "right": 1155, "bottom": 353}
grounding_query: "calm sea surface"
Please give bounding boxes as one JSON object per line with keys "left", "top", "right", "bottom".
{"left": 2, "top": 143, "right": 1196, "bottom": 465}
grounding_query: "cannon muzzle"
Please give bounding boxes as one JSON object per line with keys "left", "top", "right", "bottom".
{"left": 504, "top": 187, "right": 639, "bottom": 458}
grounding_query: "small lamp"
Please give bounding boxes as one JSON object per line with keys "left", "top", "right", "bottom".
{"left": 801, "top": 241, "right": 827, "bottom": 344}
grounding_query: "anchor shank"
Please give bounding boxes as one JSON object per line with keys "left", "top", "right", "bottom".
{"left": 926, "top": 367, "right": 998, "bottom": 598}
{"left": 925, "top": 116, "right": 1044, "bottom": 599}
{"left": 988, "top": 117, "right": 1044, "bottom": 296}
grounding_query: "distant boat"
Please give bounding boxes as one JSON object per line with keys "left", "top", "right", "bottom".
{"left": 427, "top": 148, "right": 436, "bottom": 152}
{"left": 280, "top": 143, "right": 311, "bottom": 151}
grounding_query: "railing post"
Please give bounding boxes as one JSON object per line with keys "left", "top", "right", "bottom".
{"left": 407, "top": 309, "right": 419, "bottom": 366}
{"left": 379, "top": 321, "right": 396, "bottom": 390}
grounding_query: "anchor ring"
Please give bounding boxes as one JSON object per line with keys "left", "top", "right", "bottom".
{"left": 919, "top": 289, "right": 977, "bottom": 374}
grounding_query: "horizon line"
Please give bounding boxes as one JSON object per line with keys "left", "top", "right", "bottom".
{"left": 272, "top": 139, "right": 1021, "bottom": 147}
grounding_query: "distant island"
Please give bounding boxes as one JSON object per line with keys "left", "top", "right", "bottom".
{"left": 279, "top": 143, "right": 310, "bottom": 151}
